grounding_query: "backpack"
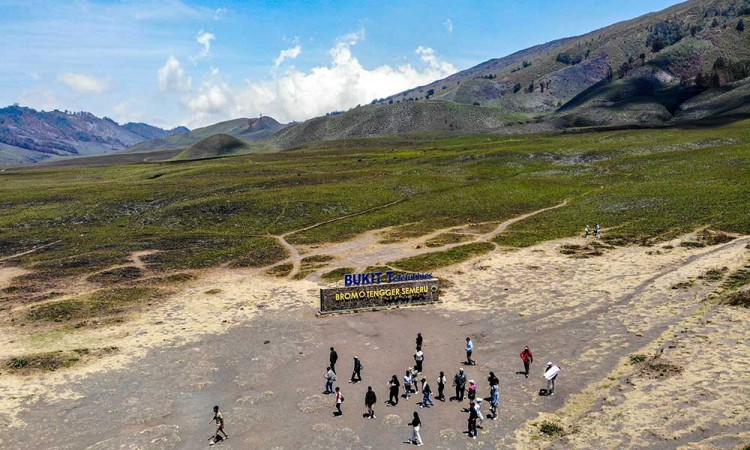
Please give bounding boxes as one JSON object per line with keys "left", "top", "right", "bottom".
{"left": 341, "top": 395, "right": 345, "bottom": 402}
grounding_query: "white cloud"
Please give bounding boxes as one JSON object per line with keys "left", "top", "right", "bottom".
{"left": 194, "top": 30, "right": 216, "bottom": 60}
{"left": 57, "top": 72, "right": 108, "bottom": 94}
{"left": 274, "top": 45, "right": 302, "bottom": 68}
{"left": 214, "top": 7, "right": 228, "bottom": 21}
{"left": 157, "top": 56, "right": 191, "bottom": 92}
{"left": 444, "top": 18, "right": 453, "bottom": 35}
{"left": 178, "top": 30, "right": 457, "bottom": 127}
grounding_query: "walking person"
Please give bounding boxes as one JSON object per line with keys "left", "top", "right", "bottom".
{"left": 475, "top": 399, "right": 485, "bottom": 426}
{"left": 467, "top": 402, "right": 478, "bottom": 439}
{"left": 208, "top": 405, "right": 228, "bottom": 445}
{"left": 350, "top": 356, "right": 363, "bottom": 383}
{"left": 465, "top": 337, "right": 475, "bottom": 365}
{"left": 416, "top": 332, "right": 423, "bottom": 349}
{"left": 543, "top": 362, "right": 561, "bottom": 396}
{"left": 519, "top": 346, "right": 533, "bottom": 378}
{"left": 452, "top": 368, "right": 466, "bottom": 401}
{"left": 489, "top": 384, "right": 500, "bottom": 420}
{"left": 404, "top": 369, "right": 413, "bottom": 400}
{"left": 408, "top": 411, "right": 424, "bottom": 446}
{"left": 467, "top": 380, "right": 477, "bottom": 404}
{"left": 595, "top": 223, "right": 601, "bottom": 238}
{"left": 329, "top": 347, "right": 338, "bottom": 374}
{"left": 437, "top": 371, "right": 447, "bottom": 401}
{"left": 419, "top": 377, "right": 434, "bottom": 408}
{"left": 584, "top": 224, "right": 590, "bottom": 238}
{"left": 388, "top": 375, "right": 400, "bottom": 405}
{"left": 324, "top": 366, "right": 336, "bottom": 394}
{"left": 414, "top": 346, "right": 424, "bottom": 373}
{"left": 334, "top": 386, "right": 344, "bottom": 416}
{"left": 365, "top": 386, "right": 377, "bottom": 419}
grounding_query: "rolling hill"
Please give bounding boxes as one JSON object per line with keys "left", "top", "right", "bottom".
{"left": 172, "top": 134, "right": 251, "bottom": 161}
{"left": 272, "top": 0, "right": 750, "bottom": 149}
{"left": 0, "top": 105, "right": 187, "bottom": 165}
{"left": 126, "top": 116, "right": 286, "bottom": 153}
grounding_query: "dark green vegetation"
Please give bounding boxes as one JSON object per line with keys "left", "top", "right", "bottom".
{"left": 320, "top": 267, "right": 355, "bottom": 282}
{"left": 2, "top": 347, "right": 118, "bottom": 373}
{"left": 538, "top": 420, "right": 566, "bottom": 438}
{"left": 390, "top": 243, "right": 496, "bottom": 272}
{"left": 25, "top": 287, "right": 163, "bottom": 322}
{"left": 1, "top": 119, "right": 749, "bottom": 291}
{"left": 173, "top": 134, "right": 250, "bottom": 161}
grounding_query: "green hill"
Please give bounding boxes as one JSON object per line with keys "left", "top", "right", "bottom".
{"left": 128, "top": 116, "right": 285, "bottom": 153}
{"left": 172, "top": 134, "right": 251, "bottom": 161}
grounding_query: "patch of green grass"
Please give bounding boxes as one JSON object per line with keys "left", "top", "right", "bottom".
{"left": 320, "top": 267, "right": 355, "bottom": 282}
{"left": 722, "top": 266, "right": 750, "bottom": 290}
{"left": 538, "top": 420, "right": 566, "bottom": 438}
{"left": 424, "top": 232, "right": 473, "bottom": 248}
{"left": 671, "top": 280, "right": 695, "bottom": 290}
{"left": 26, "top": 287, "right": 162, "bottom": 322}
{"left": 390, "top": 242, "right": 496, "bottom": 271}
{"left": 87, "top": 266, "right": 144, "bottom": 284}
{"left": 698, "top": 267, "right": 728, "bottom": 282}
{"left": 265, "top": 263, "right": 293, "bottom": 278}
{"left": 629, "top": 354, "right": 647, "bottom": 364}
{"left": 3, "top": 347, "right": 118, "bottom": 373}
{"left": 724, "top": 290, "right": 750, "bottom": 308}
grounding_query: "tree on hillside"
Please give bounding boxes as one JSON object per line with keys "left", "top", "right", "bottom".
{"left": 513, "top": 82, "right": 522, "bottom": 93}
{"left": 639, "top": 53, "right": 646, "bottom": 64}
{"left": 651, "top": 37, "right": 665, "bottom": 53}
{"left": 738, "top": 19, "right": 745, "bottom": 32}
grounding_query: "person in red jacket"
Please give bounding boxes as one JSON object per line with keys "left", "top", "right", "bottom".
{"left": 519, "top": 346, "right": 533, "bottom": 378}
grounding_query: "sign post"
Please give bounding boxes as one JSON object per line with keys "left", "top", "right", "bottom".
{"left": 319, "top": 271, "right": 440, "bottom": 315}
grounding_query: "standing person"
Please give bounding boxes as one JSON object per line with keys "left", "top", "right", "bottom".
{"left": 437, "top": 371, "right": 447, "bottom": 402}
{"left": 208, "top": 405, "right": 228, "bottom": 444}
{"left": 465, "top": 337, "right": 475, "bottom": 365}
{"left": 414, "top": 346, "right": 424, "bottom": 373}
{"left": 487, "top": 371, "right": 499, "bottom": 389}
{"left": 408, "top": 412, "right": 423, "bottom": 446}
{"left": 595, "top": 223, "right": 601, "bottom": 238}
{"left": 489, "top": 384, "right": 500, "bottom": 420}
{"left": 584, "top": 224, "right": 590, "bottom": 238}
{"left": 334, "top": 386, "right": 344, "bottom": 416}
{"left": 452, "top": 368, "right": 466, "bottom": 402}
{"left": 350, "top": 356, "right": 363, "bottom": 383}
{"left": 365, "top": 386, "right": 377, "bottom": 419}
{"left": 410, "top": 367, "right": 420, "bottom": 393}
{"left": 324, "top": 366, "right": 336, "bottom": 394}
{"left": 416, "top": 332, "right": 423, "bottom": 349}
{"left": 329, "top": 347, "right": 338, "bottom": 374}
{"left": 467, "top": 380, "right": 477, "bottom": 404}
{"left": 467, "top": 402, "right": 478, "bottom": 439}
{"left": 388, "top": 375, "right": 400, "bottom": 405}
{"left": 475, "top": 399, "right": 485, "bottom": 426}
{"left": 519, "top": 346, "right": 533, "bottom": 378}
{"left": 404, "top": 369, "right": 413, "bottom": 400}
{"left": 543, "top": 362, "right": 561, "bottom": 395}
{"left": 419, "top": 377, "right": 434, "bottom": 408}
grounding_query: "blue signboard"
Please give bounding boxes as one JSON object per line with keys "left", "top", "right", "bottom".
{"left": 344, "top": 270, "right": 433, "bottom": 287}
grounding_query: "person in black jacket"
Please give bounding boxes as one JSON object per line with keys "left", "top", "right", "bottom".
{"left": 416, "top": 332, "right": 423, "bottom": 349}
{"left": 388, "top": 375, "right": 400, "bottom": 405}
{"left": 329, "top": 347, "right": 338, "bottom": 374}
{"left": 350, "top": 356, "right": 363, "bottom": 383}
{"left": 408, "top": 411, "right": 423, "bottom": 446}
{"left": 452, "top": 368, "right": 466, "bottom": 401}
{"left": 365, "top": 386, "right": 377, "bottom": 419}
{"left": 467, "top": 402, "right": 478, "bottom": 439}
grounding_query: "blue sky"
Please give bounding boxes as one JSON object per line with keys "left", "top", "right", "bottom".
{"left": 0, "top": 0, "right": 685, "bottom": 128}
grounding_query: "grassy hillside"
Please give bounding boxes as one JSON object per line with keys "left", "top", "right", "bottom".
{"left": 1, "top": 119, "right": 748, "bottom": 288}
{"left": 173, "top": 134, "right": 252, "bottom": 161}
{"left": 268, "top": 0, "right": 750, "bottom": 149}
{"left": 127, "top": 117, "right": 285, "bottom": 153}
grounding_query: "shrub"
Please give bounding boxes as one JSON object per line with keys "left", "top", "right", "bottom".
{"left": 629, "top": 354, "right": 647, "bottom": 364}
{"left": 539, "top": 420, "right": 565, "bottom": 437}
{"left": 738, "top": 19, "right": 745, "bottom": 32}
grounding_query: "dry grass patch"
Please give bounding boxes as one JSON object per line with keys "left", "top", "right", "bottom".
{"left": 25, "top": 287, "right": 164, "bottom": 323}
{"left": 2, "top": 347, "right": 118, "bottom": 374}
{"left": 266, "top": 263, "right": 293, "bottom": 278}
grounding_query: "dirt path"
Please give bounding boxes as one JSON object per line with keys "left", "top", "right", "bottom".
{"left": 0, "top": 240, "right": 63, "bottom": 263}
{"left": 1, "top": 228, "right": 747, "bottom": 449}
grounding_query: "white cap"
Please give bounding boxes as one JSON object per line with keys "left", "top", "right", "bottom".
{"left": 547, "top": 361, "right": 553, "bottom": 365}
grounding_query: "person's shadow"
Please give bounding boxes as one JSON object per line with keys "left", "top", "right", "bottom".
{"left": 333, "top": 411, "right": 343, "bottom": 417}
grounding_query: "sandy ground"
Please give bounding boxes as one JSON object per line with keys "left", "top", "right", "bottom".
{"left": 0, "top": 222, "right": 748, "bottom": 449}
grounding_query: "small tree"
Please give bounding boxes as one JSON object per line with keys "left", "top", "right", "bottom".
{"left": 639, "top": 53, "right": 646, "bottom": 64}
{"left": 513, "top": 82, "right": 522, "bottom": 93}
{"left": 651, "top": 37, "right": 665, "bottom": 53}
{"left": 738, "top": 19, "right": 745, "bottom": 32}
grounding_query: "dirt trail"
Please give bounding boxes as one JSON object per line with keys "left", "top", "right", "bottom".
{"left": 0, "top": 240, "right": 63, "bottom": 263}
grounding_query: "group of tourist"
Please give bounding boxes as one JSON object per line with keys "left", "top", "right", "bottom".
{"left": 322, "top": 334, "right": 561, "bottom": 445}
{"left": 584, "top": 223, "right": 602, "bottom": 238}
